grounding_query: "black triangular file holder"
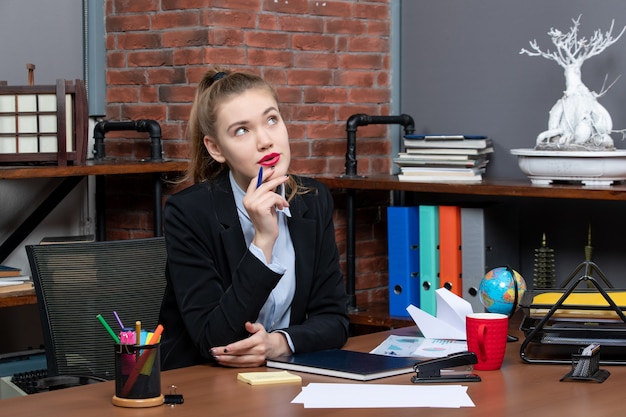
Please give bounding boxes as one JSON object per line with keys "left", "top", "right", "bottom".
{"left": 519, "top": 272, "right": 626, "bottom": 365}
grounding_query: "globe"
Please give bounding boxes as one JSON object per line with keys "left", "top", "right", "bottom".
{"left": 479, "top": 267, "right": 527, "bottom": 315}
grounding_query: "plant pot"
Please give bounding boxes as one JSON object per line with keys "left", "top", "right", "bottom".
{"left": 510, "top": 148, "right": 626, "bottom": 186}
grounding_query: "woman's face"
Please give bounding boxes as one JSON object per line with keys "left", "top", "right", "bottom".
{"left": 203, "top": 88, "right": 291, "bottom": 190}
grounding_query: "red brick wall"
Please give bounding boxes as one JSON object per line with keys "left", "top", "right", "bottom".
{"left": 103, "top": 0, "right": 392, "bottom": 307}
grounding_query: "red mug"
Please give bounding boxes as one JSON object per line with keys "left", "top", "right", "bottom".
{"left": 466, "top": 313, "right": 508, "bottom": 370}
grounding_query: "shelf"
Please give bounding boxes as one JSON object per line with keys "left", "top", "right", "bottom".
{"left": 0, "top": 290, "right": 36, "bottom": 309}
{"left": 314, "top": 175, "right": 626, "bottom": 201}
{"left": 0, "top": 159, "right": 189, "bottom": 180}
{"left": 315, "top": 174, "right": 626, "bottom": 331}
{"left": 0, "top": 159, "right": 190, "bottom": 290}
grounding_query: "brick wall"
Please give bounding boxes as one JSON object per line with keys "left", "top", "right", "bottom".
{"left": 103, "top": 0, "right": 392, "bottom": 307}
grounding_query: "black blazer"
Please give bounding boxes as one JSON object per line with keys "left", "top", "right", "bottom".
{"left": 158, "top": 170, "right": 349, "bottom": 370}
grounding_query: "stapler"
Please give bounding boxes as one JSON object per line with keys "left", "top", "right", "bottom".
{"left": 411, "top": 351, "right": 481, "bottom": 383}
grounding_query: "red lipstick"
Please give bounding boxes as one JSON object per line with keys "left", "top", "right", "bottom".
{"left": 258, "top": 152, "right": 280, "bottom": 167}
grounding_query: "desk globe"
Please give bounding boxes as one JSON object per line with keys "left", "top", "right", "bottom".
{"left": 479, "top": 267, "right": 527, "bottom": 315}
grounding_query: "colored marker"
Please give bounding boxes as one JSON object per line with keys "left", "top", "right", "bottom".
{"left": 96, "top": 314, "right": 120, "bottom": 343}
{"left": 256, "top": 166, "right": 263, "bottom": 188}
{"left": 147, "top": 324, "right": 164, "bottom": 344}
{"left": 113, "top": 311, "right": 124, "bottom": 329}
{"left": 135, "top": 320, "right": 142, "bottom": 345}
{"left": 121, "top": 324, "right": 165, "bottom": 396}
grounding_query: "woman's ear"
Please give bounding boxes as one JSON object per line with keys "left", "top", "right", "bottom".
{"left": 203, "top": 136, "right": 226, "bottom": 163}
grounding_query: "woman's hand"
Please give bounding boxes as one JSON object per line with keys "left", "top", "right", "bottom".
{"left": 243, "top": 170, "right": 289, "bottom": 262}
{"left": 210, "top": 322, "right": 291, "bottom": 368}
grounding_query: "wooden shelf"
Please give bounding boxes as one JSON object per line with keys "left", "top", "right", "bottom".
{"left": 0, "top": 159, "right": 191, "bottom": 310}
{"left": 315, "top": 174, "right": 626, "bottom": 331}
{"left": 315, "top": 174, "right": 626, "bottom": 201}
{"left": 0, "top": 158, "right": 189, "bottom": 179}
{"left": 0, "top": 290, "right": 36, "bottom": 308}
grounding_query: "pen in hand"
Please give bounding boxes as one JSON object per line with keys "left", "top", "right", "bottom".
{"left": 256, "top": 166, "right": 263, "bottom": 188}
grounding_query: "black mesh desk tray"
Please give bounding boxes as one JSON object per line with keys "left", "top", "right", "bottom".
{"left": 519, "top": 276, "right": 626, "bottom": 365}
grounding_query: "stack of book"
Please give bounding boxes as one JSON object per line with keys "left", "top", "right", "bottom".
{"left": 0, "top": 265, "right": 33, "bottom": 293}
{"left": 394, "top": 134, "right": 493, "bottom": 183}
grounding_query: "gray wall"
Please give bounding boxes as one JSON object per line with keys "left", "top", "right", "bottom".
{"left": 399, "top": 1, "right": 626, "bottom": 287}
{"left": 0, "top": 0, "right": 83, "bottom": 85}
{"left": 400, "top": 1, "right": 626, "bottom": 180}
{"left": 0, "top": 0, "right": 86, "bottom": 356}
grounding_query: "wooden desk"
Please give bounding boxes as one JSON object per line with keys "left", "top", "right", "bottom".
{"left": 2, "top": 323, "right": 623, "bottom": 416}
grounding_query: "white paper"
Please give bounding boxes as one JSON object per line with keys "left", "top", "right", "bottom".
{"left": 369, "top": 335, "right": 424, "bottom": 357}
{"left": 291, "top": 383, "right": 474, "bottom": 408}
{"left": 435, "top": 288, "right": 474, "bottom": 330}
{"left": 407, "top": 288, "right": 473, "bottom": 340}
{"left": 369, "top": 335, "right": 467, "bottom": 359}
{"left": 412, "top": 338, "right": 468, "bottom": 358}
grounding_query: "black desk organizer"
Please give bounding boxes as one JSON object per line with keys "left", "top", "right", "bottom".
{"left": 560, "top": 346, "right": 610, "bottom": 383}
{"left": 519, "top": 271, "right": 626, "bottom": 365}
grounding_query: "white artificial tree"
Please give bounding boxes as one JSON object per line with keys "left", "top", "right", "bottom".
{"left": 520, "top": 16, "right": 626, "bottom": 151}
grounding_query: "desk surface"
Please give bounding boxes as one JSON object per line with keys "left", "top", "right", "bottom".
{"left": 2, "top": 324, "right": 623, "bottom": 417}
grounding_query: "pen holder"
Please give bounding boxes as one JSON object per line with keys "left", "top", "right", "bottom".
{"left": 112, "top": 343, "right": 164, "bottom": 407}
{"left": 560, "top": 347, "right": 610, "bottom": 383}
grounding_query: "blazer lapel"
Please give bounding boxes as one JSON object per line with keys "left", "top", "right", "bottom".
{"left": 211, "top": 171, "right": 248, "bottom": 274}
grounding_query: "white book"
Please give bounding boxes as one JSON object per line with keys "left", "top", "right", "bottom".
{"left": 394, "top": 159, "right": 488, "bottom": 168}
{"left": 396, "top": 152, "right": 482, "bottom": 161}
{"left": 404, "top": 138, "right": 492, "bottom": 149}
{"left": 398, "top": 174, "right": 483, "bottom": 183}
{"left": 0, "top": 280, "right": 26, "bottom": 286}
{"left": 400, "top": 167, "right": 484, "bottom": 176}
{"left": 406, "top": 147, "right": 494, "bottom": 155}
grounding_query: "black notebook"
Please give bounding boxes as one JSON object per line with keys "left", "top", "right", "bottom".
{"left": 266, "top": 349, "right": 418, "bottom": 381}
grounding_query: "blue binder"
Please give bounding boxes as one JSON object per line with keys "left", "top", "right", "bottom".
{"left": 418, "top": 205, "right": 440, "bottom": 316}
{"left": 387, "top": 206, "right": 420, "bottom": 317}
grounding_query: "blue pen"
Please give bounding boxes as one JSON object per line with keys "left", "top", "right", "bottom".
{"left": 256, "top": 166, "right": 263, "bottom": 188}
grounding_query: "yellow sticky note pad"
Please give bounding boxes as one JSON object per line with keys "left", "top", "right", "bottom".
{"left": 237, "top": 371, "right": 302, "bottom": 385}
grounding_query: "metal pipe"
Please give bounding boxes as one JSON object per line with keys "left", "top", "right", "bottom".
{"left": 93, "top": 119, "right": 163, "bottom": 160}
{"left": 343, "top": 113, "right": 415, "bottom": 178}
{"left": 341, "top": 114, "right": 415, "bottom": 311}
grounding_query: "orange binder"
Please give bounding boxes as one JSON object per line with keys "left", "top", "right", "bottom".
{"left": 438, "top": 205, "right": 462, "bottom": 297}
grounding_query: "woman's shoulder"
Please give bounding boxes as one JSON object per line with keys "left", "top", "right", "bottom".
{"left": 168, "top": 182, "right": 208, "bottom": 201}
{"left": 293, "top": 175, "right": 329, "bottom": 193}
{"left": 167, "top": 177, "right": 231, "bottom": 207}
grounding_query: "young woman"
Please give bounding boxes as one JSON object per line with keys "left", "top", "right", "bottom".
{"left": 158, "top": 69, "right": 349, "bottom": 369}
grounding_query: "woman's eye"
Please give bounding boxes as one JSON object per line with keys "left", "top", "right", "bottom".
{"left": 234, "top": 127, "right": 247, "bottom": 136}
{"left": 268, "top": 116, "right": 278, "bottom": 126}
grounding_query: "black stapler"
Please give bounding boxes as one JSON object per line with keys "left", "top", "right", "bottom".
{"left": 411, "top": 351, "right": 481, "bottom": 383}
